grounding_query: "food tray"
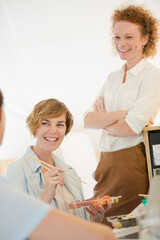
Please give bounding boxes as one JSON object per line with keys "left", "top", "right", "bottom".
{"left": 107, "top": 214, "right": 137, "bottom": 228}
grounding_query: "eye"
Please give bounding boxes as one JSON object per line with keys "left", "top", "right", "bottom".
{"left": 114, "top": 36, "right": 120, "bottom": 39}
{"left": 57, "top": 123, "right": 65, "bottom": 127}
{"left": 126, "top": 36, "right": 133, "bottom": 39}
{"left": 42, "top": 121, "right": 49, "bottom": 125}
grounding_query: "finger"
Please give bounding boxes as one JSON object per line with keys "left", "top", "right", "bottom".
{"left": 99, "top": 96, "right": 105, "bottom": 112}
{"left": 45, "top": 179, "right": 64, "bottom": 189}
{"left": 149, "top": 119, "right": 154, "bottom": 125}
{"left": 89, "top": 206, "right": 102, "bottom": 214}
{"left": 103, "top": 201, "right": 111, "bottom": 209}
{"left": 47, "top": 180, "right": 64, "bottom": 190}
{"left": 45, "top": 175, "right": 65, "bottom": 185}
{"left": 94, "top": 205, "right": 104, "bottom": 212}
{"left": 94, "top": 100, "right": 99, "bottom": 112}
{"left": 85, "top": 207, "right": 95, "bottom": 216}
{"left": 53, "top": 179, "right": 65, "bottom": 187}
{"left": 57, "top": 166, "right": 65, "bottom": 173}
{"left": 44, "top": 168, "right": 63, "bottom": 178}
{"left": 96, "top": 99, "right": 102, "bottom": 111}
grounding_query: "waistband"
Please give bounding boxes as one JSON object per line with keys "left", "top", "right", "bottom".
{"left": 101, "top": 142, "right": 144, "bottom": 155}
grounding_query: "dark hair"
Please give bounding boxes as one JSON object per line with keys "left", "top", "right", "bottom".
{"left": 111, "top": 5, "right": 160, "bottom": 57}
{"left": 0, "top": 90, "right": 3, "bottom": 108}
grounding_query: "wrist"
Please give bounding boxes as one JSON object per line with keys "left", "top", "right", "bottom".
{"left": 41, "top": 192, "right": 53, "bottom": 203}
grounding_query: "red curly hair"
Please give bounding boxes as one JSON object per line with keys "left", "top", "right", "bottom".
{"left": 111, "top": 5, "right": 160, "bottom": 57}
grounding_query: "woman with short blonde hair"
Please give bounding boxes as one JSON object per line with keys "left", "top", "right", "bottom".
{"left": 7, "top": 98, "right": 107, "bottom": 223}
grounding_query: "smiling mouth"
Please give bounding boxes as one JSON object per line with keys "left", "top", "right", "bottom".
{"left": 44, "top": 137, "right": 58, "bottom": 142}
{"left": 119, "top": 49, "right": 130, "bottom": 53}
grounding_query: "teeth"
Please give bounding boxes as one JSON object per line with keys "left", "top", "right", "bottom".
{"left": 119, "top": 49, "right": 128, "bottom": 52}
{"left": 45, "top": 137, "right": 57, "bottom": 142}
{"left": 120, "top": 50, "right": 127, "bottom": 52}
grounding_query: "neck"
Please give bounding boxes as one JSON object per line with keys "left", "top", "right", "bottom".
{"left": 32, "top": 146, "right": 54, "bottom": 165}
{"left": 126, "top": 56, "right": 143, "bottom": 71}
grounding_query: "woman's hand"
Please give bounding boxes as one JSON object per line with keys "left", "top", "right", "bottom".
{"left": 94, "top": 96, "right": 106, "bottom": 113}
{"left": 146, "top": 116, "right": 154, "bottom": 127}
{"left": 94, "top": 96, "right": 127, "bottom": 122}
{"left": 41, "top": 166, "right": 65, "bottom": 203}
{"left": 85, "top": 199, "right": 111, "bottom": 223}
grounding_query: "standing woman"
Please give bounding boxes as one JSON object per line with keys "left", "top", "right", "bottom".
{"left": 84, "top": 5, "right": 160, "bottom": 224}
{"left": 7, "top": 98, "right": 107, "bottom": 222}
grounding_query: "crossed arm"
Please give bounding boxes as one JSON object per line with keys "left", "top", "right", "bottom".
{"left": 84, "top": 96, "right": 136, "bottom": 137}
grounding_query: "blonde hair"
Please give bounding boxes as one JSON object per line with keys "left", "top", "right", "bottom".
{"left": 26, "top": 98, "right": 73, "bottom": 136}
{"left": 111, "top": 5, "right": 160, "bottom": 58}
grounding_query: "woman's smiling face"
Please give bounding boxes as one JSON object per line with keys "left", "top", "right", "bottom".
{"left": 113, "top": 21, "right": 148, "bottom": 69}
{"left": 35, "top": 114, "right": 67, "bottom": 153}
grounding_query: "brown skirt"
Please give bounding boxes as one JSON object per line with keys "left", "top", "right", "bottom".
{"left": 94, "top": 143, "right": 149, "bottom": 226}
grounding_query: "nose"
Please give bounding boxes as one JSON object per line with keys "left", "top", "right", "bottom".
{"left": 118, "top": 38, "right": 126, "bottom": 48}
{"left": 49, "top": 125, "right": 57, "bottom": 134}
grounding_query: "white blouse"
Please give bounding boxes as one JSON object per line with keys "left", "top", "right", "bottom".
{"left": 85, "top": 58, "right": 160, "bottom": 152}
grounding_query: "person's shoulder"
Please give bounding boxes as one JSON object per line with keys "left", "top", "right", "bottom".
{"left": 7, "top": 150, "right": 28, "bottom": 172}
{"left": 107, "top": 68, "right": 122, "bottom": 79}
{"left": 7, "top": 158, "right": 26, "bottom": 176}
{"left": 0, "top": 176, "right": 9, "bottom": 184}
{"left": 145, "top": 61, "right": 160, "bottom": 74}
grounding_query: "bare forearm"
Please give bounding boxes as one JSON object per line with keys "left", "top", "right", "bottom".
{"left": 105, "top": 119, "right": 136, "bottom": 137}
{"left": 41, "top": 194, "right": 52, "bottom": 204}
{"left": 84, "top": 111, "right": 127, "bottom": 129}
{"left": 30, "top": 209, "right": 117, "bottom": 240}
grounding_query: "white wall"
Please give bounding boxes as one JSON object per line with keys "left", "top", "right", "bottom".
{"left": 0, "top": 0, "right": 160, "bottom": 197}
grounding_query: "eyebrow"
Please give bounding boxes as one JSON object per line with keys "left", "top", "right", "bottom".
{"left": 114, "top": 33, "right": 134, "bottom": 35}
{"left": 43, "top": 119, "right": 50, "bottom": 122}
{"left": 43, "top": 119, "right": 66, "bottom": 123}
{"left": 57, "top": 121, "right": 66, "bottom": 123}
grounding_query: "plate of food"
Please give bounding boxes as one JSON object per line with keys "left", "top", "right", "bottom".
{"left": 107, "top": 213, "right": 137, "bottom": 229}
{"left": 68, "top": 195, "right": 121, "bottom": 209}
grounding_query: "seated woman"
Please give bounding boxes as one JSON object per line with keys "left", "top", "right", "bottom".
{"left": 6, "top": 98, "right": 107, "bottom": 222}
{"left": 0, "top": 89, "right": 117, "bottom": 240}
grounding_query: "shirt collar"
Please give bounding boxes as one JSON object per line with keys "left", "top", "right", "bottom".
{"left": 121, "top": 58, "right": 148, "bottom": 76}
{"left": 24, "top": 146, "right": 42, "bottom": 173}
{"left": 24, "top": 146, "right": 59, "bottom": 173}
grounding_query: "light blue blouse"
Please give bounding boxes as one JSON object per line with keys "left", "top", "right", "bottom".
{"left": 6, "top": 146, "right": 88, "bottom": 220}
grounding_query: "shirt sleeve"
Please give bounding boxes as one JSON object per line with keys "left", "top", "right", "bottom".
{"left": 6, "top": 160, "right": 29, "bottom": 193}
{"left": 0, "top": 177, "right": 51, "bottom": 240}
{"left": 125, "top": 68, "right": 160, "bottom": 134}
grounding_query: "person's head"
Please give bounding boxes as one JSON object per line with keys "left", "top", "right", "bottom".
{"left": 111, "top": 5, "right": 160, "bottom": 59}
{"left": 0, "top": 90, "right": 5, "bottom": 145}
{"left": 26, "top": 98, "right": 73, "bottom": 137}
{"left": 26, "top": 99, "right": 73, "bottom": 152}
